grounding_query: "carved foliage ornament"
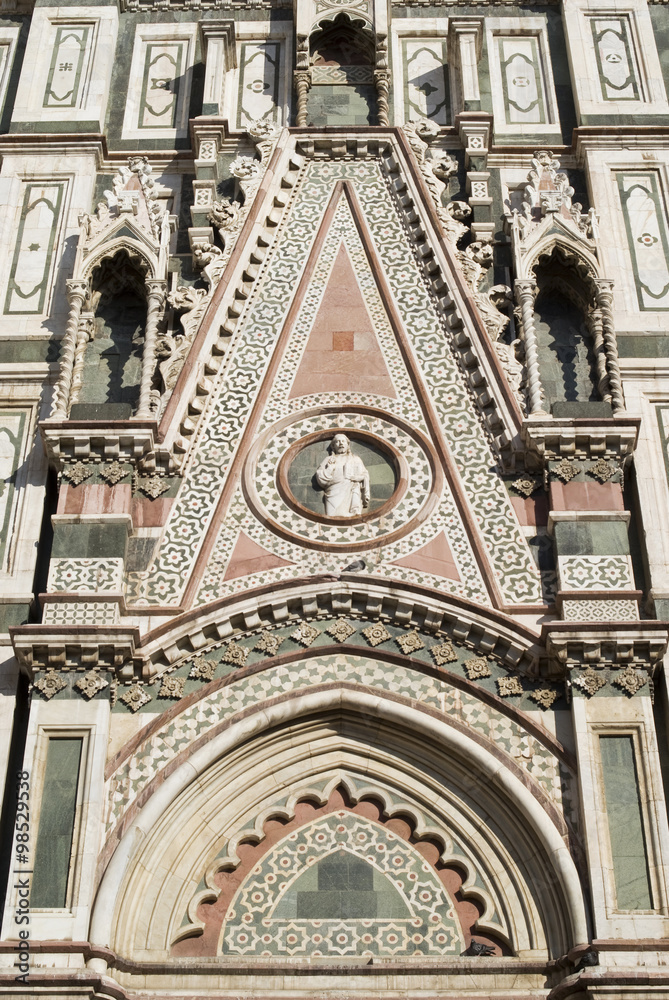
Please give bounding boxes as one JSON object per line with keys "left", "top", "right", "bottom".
{"left": 34, "top": 670, "right": 67, "bottom": 699}
{"left": 75, "top": 670, "right": 109, "bottom": 699}
{"left": 572, "top": 667, "right": 606, "bottom": 696}
{"left": 612, "top": 665, "right": 647, "bottom": 696}
{"left": 553, "top": 458, "right": 579, "bottom": 483}
{"left": 189, "top": 654, "right": 216, "bottom": 681}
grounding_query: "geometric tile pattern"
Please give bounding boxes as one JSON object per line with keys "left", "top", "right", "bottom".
{"left": 42, "top": 601, "right": 121, "bottom": 624}
{"left": 128, "top": 157, "right": 542, "bottom": 607}
{"left": 106, "top": 654, "right": 566, "bottom": 832}
{"left": 222, "top": 811, "right": 463, "bottom": 956}
{"left": 47, "top": 557, "right": 124, "bottom": 593}
{"left": 557, "top": 554, "right": 634, "bottom": 591}
{"left": 562, "top": 598, "right": 639, "bottom": 621}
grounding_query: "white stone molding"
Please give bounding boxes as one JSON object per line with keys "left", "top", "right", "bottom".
{"left": 571, "top": 700, "right": 669, "bottom": 941}
{"left": 0, "top": 26, "right": 19, "bottom": 118}
{"left": 2, "top": 700, "right": 111, "bottom": 943}
{"left": 199, "top": 20, "right": 236, "bottom": 116}
{"left": 448, "top": 18, "right": 482, "bottom": 114}
{"left": 521, "top": 415, "right": 639, "bottom": 465}
{"left": 391, "top": 24, "right": 449, "bottom": 126}
{"left": 10, "top": 6, "right": 118, "bottom": 130}
{"left": 11, "top": 625, "right": 139, "bottom": 680}
{"left": 177, "top": 769, "right": 510, "bottom": 947}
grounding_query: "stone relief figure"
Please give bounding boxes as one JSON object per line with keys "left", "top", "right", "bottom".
{"left": 315, "top": 434, "right": 370, "bottom": 516}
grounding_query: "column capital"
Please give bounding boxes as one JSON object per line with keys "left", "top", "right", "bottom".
{"left": 66, "top": 278, "right": 90, "bottom": 303}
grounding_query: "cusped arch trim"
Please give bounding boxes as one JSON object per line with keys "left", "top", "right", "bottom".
{"left": 523, "top": 231, "right": 601, "bottom": 287}
{"left": 90, "top": 687, "right": 589, "bottom": 963}
{"left": 81, "top": 235, "right": 158, "bottom": 283}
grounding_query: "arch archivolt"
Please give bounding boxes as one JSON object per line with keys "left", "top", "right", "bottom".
{"left": 104, "top": 652, "right": 575, "bottom": 845}
{"left": 98, "top": 700, "right": 583, "bottom": 964}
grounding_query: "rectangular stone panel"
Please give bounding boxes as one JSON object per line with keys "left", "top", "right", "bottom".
{"left": 4, "top": 181, "right": 66, "bottom": 316}
{"left": 617, "top": 172, "right": 669, "bottom": 311}
{"left": 31, "top": 737, "right": 83, "bottom": 909}
{"left": 403, "top": 38, "right": 449, "bottom": 125}
{"left": 43, "top": 24, "right": 92, "bottom": 109}
{"left": 600, "top": 735, "right": 653, "bottom": 910}
{"left": 590, "top": 15, "right": 641, "bottom": 101}
{"left": 237, "top": 41, "right": 281, "bottom": 129}
{"left": 139, "top": 40, "right": 186, "bottom": 129}
{"left": 494, "top": 34, "right": 546, "bottom": 124}
{"left": 0, "top": 409, "right": 27, "bottom": 570}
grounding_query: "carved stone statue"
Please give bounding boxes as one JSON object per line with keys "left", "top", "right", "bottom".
{"left": 315, "top": 434, "right": 370, "bottom": 517}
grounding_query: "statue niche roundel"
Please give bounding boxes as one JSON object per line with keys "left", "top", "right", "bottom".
{"left": 284, "top": 430, "right": 398, "bottom": 522}
{"left": 245, "top": 411, "right": 438, "bottom": 551}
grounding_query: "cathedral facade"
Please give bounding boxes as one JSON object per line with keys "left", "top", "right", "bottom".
{"left": 0, "top": 0, "right": 668, "bottom": 996}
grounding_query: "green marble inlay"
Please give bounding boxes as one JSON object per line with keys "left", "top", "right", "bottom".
{"left": 4, "top": 182, "right": 65, "bottom": 315}
{"left": 43, "top": 24, "right": 91, "bottom": 108}
{"left": 139, "top": 40, "right": 184, "bottom": 129}
{"left": 497, "top": 34, "right": 546, "bottom": 125}
{"left": 237, "top": 40, "right": 280, "bottom": 129}
{"left": 600, "top": 735, "right": 653, "bottom": 910}
{"left": 31, "top": 738, "right": 82, "bottom": 908}
{"left": 402, "top": 38, "right": 449, "bottom": 125}
{"left": 618, "top": 172, "right": 669, "bottom": 311}
{"left": 590, "top": 15, "right": 639, "bottom": 101}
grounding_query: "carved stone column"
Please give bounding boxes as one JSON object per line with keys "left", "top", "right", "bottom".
{"left": 375, "top": 70, "right": 390, "bottom": 126}
{"left": 69, "top": 313, "right": 95, "bottom": 409}
{"left": 595, "top": 278, "right": 625, "bottom": 413}
{"left": 50, "top": 279, "right": 90, "bottom": 419}
{"left": 514, "top": 278, "right": 546, "bottom": 416}
{"left": 137, "top": 279, "right": 167, "bottom": 418}
{"left": 588, "top": 307, "right": 611, "bottom": 404}
{"left": 294, "top": 71, "right": 311, "bottom": 127}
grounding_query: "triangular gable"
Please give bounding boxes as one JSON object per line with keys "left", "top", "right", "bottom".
{"left": 289, "top": 243, "right": 397, "bottom": 400}
{"left": 392, "top": 531, "right": 460, "bottom": 582}
{"left": 130, "top": 149, "right": 543, "bottom": 613}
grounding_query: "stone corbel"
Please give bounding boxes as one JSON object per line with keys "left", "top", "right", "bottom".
{"left": 543, "top": 623, "right": 668, "bottom": 678}
{"left": 521, "top": 415, "right": 640, "bottom": 468}
{"left": 10, "top": 625, "right": 141, "bottom": 683}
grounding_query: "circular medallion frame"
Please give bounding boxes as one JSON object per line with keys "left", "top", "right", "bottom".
{"left": 243, "top": 408, "right": 442, "bottom": 552}
{"left": 278, "top": 428, "right": 405, "bottom": 525}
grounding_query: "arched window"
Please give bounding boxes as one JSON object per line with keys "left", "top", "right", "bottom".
{"left": 70, "top": 250, "right": 148, "bottom": 418}
{"left": 531, "top": 248, "right": 605, "bottom": 413}
{"left": 308, "top": 14, "right": 376, "bottom": 125}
